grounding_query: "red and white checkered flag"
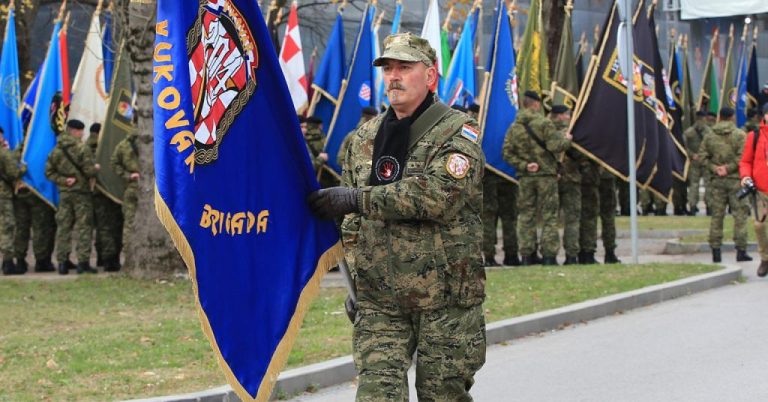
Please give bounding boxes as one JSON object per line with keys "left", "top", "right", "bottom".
{"left": 279, "top": 1, "right": 308, "bottom": 112}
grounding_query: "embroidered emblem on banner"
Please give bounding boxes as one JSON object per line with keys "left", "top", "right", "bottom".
{"left": 188, "top": 0, "right": 259, "bottom": 166}
{"left": 446, "top": 153, "right": 470, "bottom": 179}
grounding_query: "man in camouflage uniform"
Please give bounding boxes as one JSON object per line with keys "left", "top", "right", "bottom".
{"left": 551, "top": 105, "right": 581, "bottom": 265}
{"left": 578, "top": 160, "right": 601, "bottom": 264}
{"left": 88, "top": 123, "right": 123, "bottom": 271}
{"left": 45, "top": 120, "right": 97, "bottom": 274}
{"left": 504, "top": 91, "right": 572, "bottom": 266}
{"left": 303, "top": 116, "right": 338, "bottom": 187}
{"left": 700, "top": 108, "right": 752, "bottom": 263}
{"left": 685, "top": 110, "right": 714, "bottom": 215}
{"left": 481, "top": 170, "right": 519, "bottom": 267}
{"left": 0, "top": 128, "right": 25, "bottom": 275}
{"left": 745, "top": 108, "right": 761, "bottom": 135}
{"left": 111, "top": 129, "right": 140, "bottom": 246}
{"left": 598, "top": 168, "right": 621, "bottom": 263}
{"left": 308, "top": 33, "right": 486, "bottom": 401}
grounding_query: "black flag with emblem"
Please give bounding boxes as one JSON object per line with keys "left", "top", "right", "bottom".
{"left": 569, "top": 0, "right": 676, "bottom": 200}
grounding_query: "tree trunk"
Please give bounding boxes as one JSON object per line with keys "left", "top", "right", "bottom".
{"left": 118, "top": 0, "right": 185, "bottom": 279}
{"left": 543, "top": 0, "right": 566, "bottom": 70}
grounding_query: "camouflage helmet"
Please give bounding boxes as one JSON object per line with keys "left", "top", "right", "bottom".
{"left": 373, "top": 32, "right": 436, "bottom": 67}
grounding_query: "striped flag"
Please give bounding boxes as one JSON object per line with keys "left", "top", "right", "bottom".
{"left": 420, "top": 0, "right": 443, "bottom": 92}
{"left": 279, "top": 1, "right": 308, "bottom": 112}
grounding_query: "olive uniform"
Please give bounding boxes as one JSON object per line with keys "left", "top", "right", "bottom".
{"left": 88, "top": 133, "right": 123, "bottom": 269}
{"left": 0, "top": 145, "right": 24, "bottom": 274}
{"left": 555, "top": 119, "right": 582, "bottom": 263}
{"left": 503, "top": 108, "right": 571, "bottom": 263}
{"left": 684, "top": 120, "right": 714, "bottom": 214}
{"left": 45, "top": 133, "right": 97, "bottom": 271}
{"left": 111, "top": 133, "right": 140, "bottom": 243}
{"left": 481, "top": 171, "right": 519, "bottom": 266}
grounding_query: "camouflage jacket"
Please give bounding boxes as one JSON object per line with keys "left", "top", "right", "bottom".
{"left": 45, "top": 134, "right": 96, "bottom": 193}
{"left": 111, "top": 134, "right": 140, "bottom": 190}
{"left": 304, "top": 125, "right": 325, "bottom": 157}
{"left": 337, "top": 118, "right": 367, "bottom": 168}
{"left": 700, "top": 121, "right": 745, "bottom": 180}
{"left": 0, "top": 146, "right": 23, "bottom": 198}
{"left": 503, "top": 108, "right": 571, "bottom": 177}
{"left": 341, "top": 103, "right": 486, "bottom": 311}
{"left": 683, "top": 121, "right": 713, "bottom": 159}
{"left": 744, "top": 120, "right": 760, "bottom": 136}
{"left": 554, "top": 120, "right": 581, "bottom": 183}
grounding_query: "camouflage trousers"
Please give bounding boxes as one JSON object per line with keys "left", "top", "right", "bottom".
{"left": 0, "top": 197, "right": 14, "bottom": 257}
{"left": 482, "top": 174, "right": 518, "bottom": 261}
{"left": 353, "top": 300, "right": 486, "bottom": 401}
{"left": 672, "top": 177, "right": 687, "bottom": 212}
{"left": 13, "top": 191, "right": 56, "bottom": 262}
{"left": 580, "top": 181, "right": 599, "bottom": 253}
{"left": 558, "top": 180, "right": 581, "bottom": 257}
{"left": 518, "top": 176, "right": 560, "bottom": 257}
{"left": 55, "top": 191, "right": 94, "bottom": 264}
{"left": 708, "top": 177, "right": 748, "bottom": 249}
{"left": 599, "top": 176, "right": 617, "bottom": 250}
{"left": 753, "top": 192, "right": 768, "bottom": 261}
{"left": 93, "top": 191, "right": 123, "bottom": 262}
{"left": 688, "top": 161, "right": 712, "bottom": 211}
{"left": 122, "top": 186, "right": 138, "bottom": 243}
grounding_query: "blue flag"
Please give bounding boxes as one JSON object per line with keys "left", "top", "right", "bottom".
{"left": 391, "top": 1, "right": 402, "bottom": 34}
{"left": 153, "top": 2, "right": 341, "bottom": 400}
{"left": 479, "top": 0, "right": 517, "bottom": 181}
{"left": 310, "top": 13, "right": 346, "bottom": 133}
{"left": 22, "top": 21, "right": 63, "bottom": 208}
{"left": 19, "top": 69, "right": 39, "bottom": 132}
{"left": 441, "top": 12, "right": 476, "bottom": 106}
{"left": 735, "top": 39, "right": 750, "bottom": 127}
{"left": 0, "top": 6, "right": 23, "bottom": 150}
{"left": 102, "top": 9, "right": 114, "bottom": 94}
{"left": 324, "top": 5, "right": 375, "bottom": 173}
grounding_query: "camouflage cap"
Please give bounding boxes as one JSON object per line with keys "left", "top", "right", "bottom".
{"left": 373, "top": 33, "right": 436, "bottom": 67}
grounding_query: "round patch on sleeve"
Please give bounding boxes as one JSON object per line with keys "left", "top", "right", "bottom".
{"left": 445, "top": 153, "right": 471, "bottom": 179}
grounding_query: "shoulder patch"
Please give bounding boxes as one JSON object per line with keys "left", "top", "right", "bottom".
{"left": 461, "top": 124, "right": 479, "bottom": 143}
{"left": 446, "top": 153, "right": 471, "bottom": 179}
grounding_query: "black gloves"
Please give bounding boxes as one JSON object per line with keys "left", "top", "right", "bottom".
{"left": 307, "top": 186, "right": 361, "bottom": 220}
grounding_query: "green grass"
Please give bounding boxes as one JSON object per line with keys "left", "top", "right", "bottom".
{"left": 0, "top": 263, "right": 718, "bottom": 401}
{"left": 615, "top": 215, "right": 710, "bottom": 231}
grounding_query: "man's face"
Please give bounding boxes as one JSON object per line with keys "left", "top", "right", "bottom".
{"left": 706, "top": 115, "right": 716, "bottom": 124}
{"left": 68, "top": 128, "right": 84, "bottom": 139}
{"left": 300, "top": 122, "right": 308, "bottom": 136}
{"left": 381, "top": 59, "right": 436, "bottom": 110}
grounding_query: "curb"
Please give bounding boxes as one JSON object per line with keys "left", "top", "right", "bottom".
{"left": 123, "top": 265, "right": 742, "bottom": 402}
{"left": 663, "top": 239, "right": 758, "bottom": 255}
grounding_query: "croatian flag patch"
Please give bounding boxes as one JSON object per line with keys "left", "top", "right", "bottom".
{"left": 461, "top": 124, "right": 479, "bottom": 143}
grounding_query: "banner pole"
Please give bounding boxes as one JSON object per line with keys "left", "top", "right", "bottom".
{"left": 619, "top": 0, "right": 639, "bottom": 264}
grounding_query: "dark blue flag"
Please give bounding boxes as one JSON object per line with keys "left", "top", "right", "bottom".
{"left": 746, "top": 41, "right": 759, "bottom": 111}
{"left": 153, "top": 1, "right": 342, "bottom": 400}
{"left": 102, "top": 8, "right": 114, "bottom": 95}
{"left": 19, "top": 68, "right": 40, "bottom": 133}
{"left": 323, "top": 4, "right": 375, "bottom": 173}
{"left": 0, "top": 5, "right": 23, "bottom": 150}
{"left": 479, "top": 0, "right": 517, "bottom": 182}
{"left": 310, "top": 13, "right": 346, "bottom": 134}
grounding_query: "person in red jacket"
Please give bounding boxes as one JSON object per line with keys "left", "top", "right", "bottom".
{"left": 739, "top": 104, "right": 768, "bottom": 276}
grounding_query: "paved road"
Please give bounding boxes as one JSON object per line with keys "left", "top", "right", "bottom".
{"left": 290, "top": 256, "right": 768, "bottom": 401}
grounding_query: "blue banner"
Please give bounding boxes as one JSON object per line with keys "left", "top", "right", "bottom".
{"left": 102, "top": 9, "right": 114, "bottom": 95}
{"left": 441, "top": 11, "right": 476, "bottom": 107}
{"left": 480, "top": 0, "right": 517, "bottom": 181}
{"left": 311, "top": 13, "right": 346, "bottom": 133}
{"left": 746, "top": 42, "right": 759, "bottom": 118}
{"left": 153, "top": 1, "right": 341, "bottom": 400}
{"left": 0, "top": 7, "right": 23, "bottom": 150}
{"left": 19, "top": 69, "right": 39, "bottom": 132}
{"left": 22, "top": 21, "right": 63, "bottom": 208}
{"left": 736, "top": 39, "right": 750, "bottom": 127}
{"left": 324, "top": 5, "right": 375, "bottom": 173}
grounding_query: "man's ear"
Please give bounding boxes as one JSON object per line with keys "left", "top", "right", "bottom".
{"left": 425, "top": 64, "right": 437, "bottom": 88}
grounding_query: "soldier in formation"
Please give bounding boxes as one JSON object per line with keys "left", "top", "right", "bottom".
{"left": 0, "top": 127, "right": 26, "bottom": 275}
{"left": 309, "top": 33, "right": 486, "bottom": 400}
{"left": 700, "top": 108, "right": 752, "bottom": 263}
{"left": 111, "top": 128, "right": 140, "bottom": 245}
{"left": 45, "top": 119, "right": 97, "bottom": 275}
{"left": 89, "top": 123, "right": 123, "bottom": 271}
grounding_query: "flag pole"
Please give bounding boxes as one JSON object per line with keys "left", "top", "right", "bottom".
{"left": 618, "top": 0, "right": 638, "bottom": 264}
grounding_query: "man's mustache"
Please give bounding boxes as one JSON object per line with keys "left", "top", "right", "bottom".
{"left": 388, "top": 83, "right": 406, "bottom": 91}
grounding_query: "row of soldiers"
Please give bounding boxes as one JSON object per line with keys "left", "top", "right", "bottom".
{"left": 0, "top": 119, "right": 140, "bottom": 275}
{"left": 301, "top": 92, "right": 622, "bottom": 267}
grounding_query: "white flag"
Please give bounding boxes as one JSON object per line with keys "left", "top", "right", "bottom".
{"left": 279, "top": 1, "right": 308, "bottom": 112}
{"left": 69, "top": 7, "right": 108, "bottom": 141}
{"left": 420, "top": 0, "right": 444, "bottom": 75}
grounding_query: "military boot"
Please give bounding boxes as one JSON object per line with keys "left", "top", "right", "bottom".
{"left": 503, "top": 254, "right": 521, "bottom": 266}
{"left": 736, "top": 248, "right": 753, "bottom": 262}
{"left": 521, "top": 255, "right": 535, "bottom": 266}
{"left": 580, "top": 252, "right": 599, "bottom": 265}
{"left": 541, "top": 256, "right": 558, "bottom": 266}
{"left": 758, "top": 261, "right": 768, "bottom": 277}
{"left": 15, "top": 259, "right": 28, "bottom": 274}
{"left": 104, "top": 257, "right": 122, "bottom": 272}
{"left": 58, "top": 261, "right": 72, "bottom": 275}
{"left": 604, "top": 249, "right": 622, "bottom": 264}
{"left": 563, "top": 255, "right": 579, "bottom": 265}
{"left": 77, "top": 262, "right": 98, "bottom": 274}
{"left": 712, "top": 248, "right": 721, "bottom": 263}
{"left": 2, "top": 259, "right": 20, "bottom": 275}
{"left": 34, "top": 259, "right": 55, "bottom": 273}
{"left": 484, "top": 257, "right": 499, "bottom": 267}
